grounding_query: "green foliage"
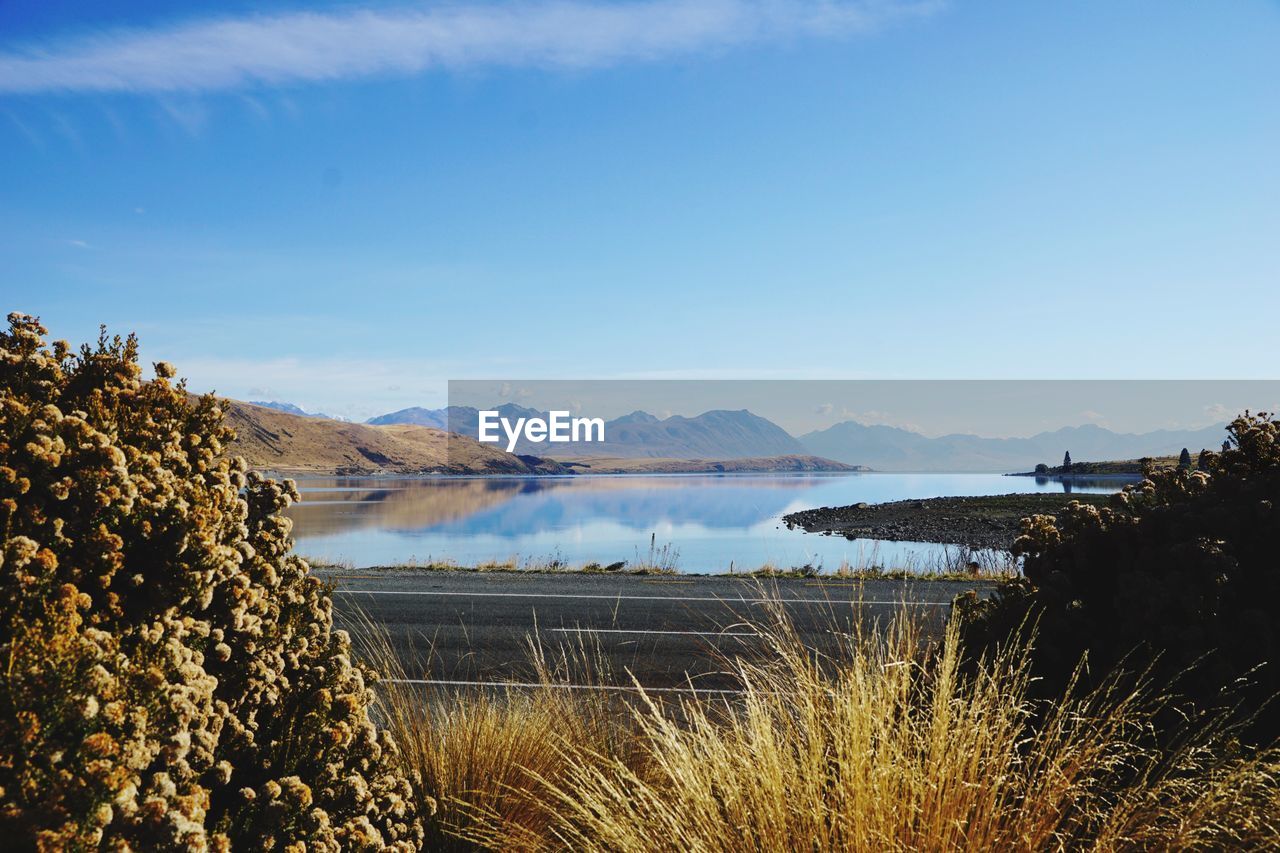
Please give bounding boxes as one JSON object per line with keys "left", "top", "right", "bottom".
{"left": 0, "top": 315, "right": 423, "bottom": 850}
{"left": 957, "top": 412, "right": 1280, "bottom": 743}
{"left": 1179, "top": 447, "right": 1193, "bottom": 470}
{"left": 1034, "top": 463, "right": 1049, "bottom": 474}
{"left": 1062, "top": 451, "right": 1072, "bottom": 472}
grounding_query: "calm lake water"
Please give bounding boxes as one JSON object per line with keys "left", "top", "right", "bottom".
{"left": 285, "top": 472, "right": 1128, "bottom": 574}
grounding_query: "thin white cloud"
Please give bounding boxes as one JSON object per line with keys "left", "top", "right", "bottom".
{"left": 838, "top": 407, "right": 922, "bottom": 433}
{"left": 48, "top": 110, "right": 82, "bottom": 146}
{"left": 175, "top": 354, "right": 464, "bottom": 421}
{"left": 99, "top": 103, "right": 129, "bottom": 140}
{"left": 5, "top": 110, "right": 44, "bottom": 146}
{"left": 159, "top": 98, "right": 209, "bottom": 135}
{"left": 240, "top": 94, "right": 271, "bottom": 122}
{"left": 0, "top": 0, "right": 941, "bottom": 95}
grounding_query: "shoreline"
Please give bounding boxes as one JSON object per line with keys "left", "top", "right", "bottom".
{"left": 783, "top": 492, "right": 1114, "bottom": 550}
{"left": 306, "top": 560, "right": 1010, "bottom": 583}
{"left": 1005, "top": 472, "right": 1142, "bottom": 480}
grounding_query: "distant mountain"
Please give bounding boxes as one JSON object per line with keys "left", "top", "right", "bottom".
{"left": 496, "top": 407, "right": 806, "bottom": 459}
{"left": 249, "top": 400, "right": 311, "bottom": 416}
{"left": 366, "top": 406, "right": 449, "bottom": 428}
{"left": 366, "top": 405, "right": 806, "bottom": 459}
{"left": 366, "top": 404, "right": 540, "bottom": 433}
{"left": 611, "top": 410, "right": 660, "bottom": 425}
{"left": 587, "top": 409, "right": 804, "bottom": 459}
{"left": 799, "top": 421, "right": 1231, "bottom": 472}
{"left": 249, "top": 400, "right": 342, "bottom": 420}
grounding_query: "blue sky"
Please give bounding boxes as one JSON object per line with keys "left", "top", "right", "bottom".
{"left": 1, "top": 0, "right": 1278, "bottom": 422}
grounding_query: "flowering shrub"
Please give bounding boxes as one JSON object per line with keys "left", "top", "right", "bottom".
{"left": 0, "top": 315, "right": 423, "bottom": 850}
{"left": 957, "top": 411, "right": 1280, "bottom": 742}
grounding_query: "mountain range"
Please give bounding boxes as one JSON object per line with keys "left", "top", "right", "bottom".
{"left": 223, "top": 402, "right": 851, "bottom": 475}
{"left": 798, "top": 421, "right": 1229, "bottom": 472}
{"left": 369, "top": 405, "right": 805, "bottom": 459}
{"left": 360, "top": 404, "right": 1231, "bottom": 471}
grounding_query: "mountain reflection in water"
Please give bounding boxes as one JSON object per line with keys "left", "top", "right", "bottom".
{"left": 286, "top": 473, "right": 1132, "bottom": 573}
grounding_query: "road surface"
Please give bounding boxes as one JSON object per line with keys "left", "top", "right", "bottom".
{"left": 323, "top": 570, "right": 994, "bottom": 693}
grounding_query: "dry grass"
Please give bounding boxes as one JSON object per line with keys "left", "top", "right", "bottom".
{"left": 628, "top": 534, "right": 681, "bottom": 574}
{"left": 743, "top": 542, "right": 1021, "bottom": 580}
{"left": 357, "top": 624, "right": 648, "bottom": 850}
{"left": 363, "top": 601, "right": 1280, "bottom": 851}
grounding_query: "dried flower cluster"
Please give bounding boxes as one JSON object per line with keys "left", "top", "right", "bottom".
{"left": 0, "top": 314, "right": 423, "bottom": 850}
{"left": 958, "top": 411, "right": 1280, "bottom": 742}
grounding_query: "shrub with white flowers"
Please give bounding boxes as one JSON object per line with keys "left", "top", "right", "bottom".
{"left": 0, "top": 314, "right": 423, "bottom": 850}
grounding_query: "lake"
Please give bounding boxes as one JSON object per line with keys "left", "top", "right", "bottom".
{"left": 285, "top": 472, "right": 1129, "bottom": 574}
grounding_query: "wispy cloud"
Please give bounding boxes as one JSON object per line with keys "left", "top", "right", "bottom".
{"left": 837, "top": 407, "right": 923, "bottom": 433}
{"left": 5, "top": 110, "right": 44, "bottom": 146}
{"left": 174, "top": 354, "right": 487, "bottom": 421}
{"left": 1203, "top": 403, "right": 1229, "bottom": 420}
{"left": 0, "top": 0, "right": 940, "bottom": 95}
{"left": 158, "top": 98, "right": 209, "bottom": 135}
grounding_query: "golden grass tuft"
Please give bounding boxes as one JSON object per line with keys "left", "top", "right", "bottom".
{"left": 365, "top": 600, "right": 1280, "bottom": 851}
{"left": 357, "top": 622, "right": 647, "bottom": 850}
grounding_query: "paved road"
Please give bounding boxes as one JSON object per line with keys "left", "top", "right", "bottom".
{"left": 323, "top": 570, "right": 995, "bottom": 692}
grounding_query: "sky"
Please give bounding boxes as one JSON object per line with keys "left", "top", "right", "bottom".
{"left": 1, "top": 0, "right": 1278, "bottom": 424}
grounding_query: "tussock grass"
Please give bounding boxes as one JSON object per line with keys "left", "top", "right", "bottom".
{"left": 357, "top": 623, "right": 648, "bottom": 850}
{"left": 628, "top": 534, "right": 681, "bottom": 574}
{"left": 827, "top": 541, "right": 1022, "bottom": 580}
{"left": 363, "top": 596, "right": 1280, "bottom": 851}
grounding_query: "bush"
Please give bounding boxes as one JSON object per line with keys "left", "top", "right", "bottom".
{"left": 0, "top": 315, "right": 423, "bottom": 850}
{"left": 957, "top": 411, "right": 1280, "bottom": 742}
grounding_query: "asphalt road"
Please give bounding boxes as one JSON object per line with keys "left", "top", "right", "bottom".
{"left": 324, "top": 570, "right": 995, "bottom": 693}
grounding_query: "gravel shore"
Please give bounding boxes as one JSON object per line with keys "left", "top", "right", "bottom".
{"left": 782, "top": 492, "right": 1113, "bottom": 550}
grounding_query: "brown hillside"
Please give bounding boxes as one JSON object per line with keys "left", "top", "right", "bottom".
{"left": 223, "top": 400, "right": 566, "bottom": 475}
